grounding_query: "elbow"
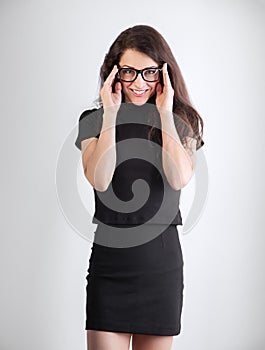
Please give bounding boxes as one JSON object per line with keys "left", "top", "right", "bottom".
{"left": 169, "top": 169, "right": 195, "bottom": 191}
{"left": 182, "top": 169, "right": 195, "bottom": 188}
{"left": 84, "top": 168, "right": 111, "bottom": 192}
{"left": 94, "top": 182, "right": 110, "bottom": 192}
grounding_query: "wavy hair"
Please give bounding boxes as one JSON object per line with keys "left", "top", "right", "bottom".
{"left": 95, "top": 24, "right": 204, "bottom": 150}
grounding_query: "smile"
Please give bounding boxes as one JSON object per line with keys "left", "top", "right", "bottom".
{"left": 130, "top": 89, "right": 149, "bottom": 96}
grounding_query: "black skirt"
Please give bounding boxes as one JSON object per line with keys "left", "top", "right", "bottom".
{"left": 85, "top": 224, "right": 184, "bottom": 336}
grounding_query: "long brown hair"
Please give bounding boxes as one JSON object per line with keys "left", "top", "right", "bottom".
{"left": 97, "top": 24, "right": 204, "bottom": 150}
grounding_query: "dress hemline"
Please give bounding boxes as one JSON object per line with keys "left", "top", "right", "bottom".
{"left": 85, "top": 319, "right": 181, "bottom": 336}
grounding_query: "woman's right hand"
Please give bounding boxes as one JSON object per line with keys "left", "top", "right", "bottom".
{"left": 100, "top": 65, "right": 122, "bottom": 114}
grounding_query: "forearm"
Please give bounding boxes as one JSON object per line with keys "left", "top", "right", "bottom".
{"left": 85, "top": 111, "right": 117, "bottom": 192}
{"left": 160, "top": 111, "right": 195, "bottom": 190}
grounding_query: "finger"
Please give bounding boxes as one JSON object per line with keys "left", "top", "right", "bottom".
{"left": 156, "top": 82, "right": 162, "bottom": 95}
{"left": 104, "top": 67, "right": 118, "bottom": 90}
{"left": 105, "top": 65, "right": 119, "bottom": 86}
{"left": 114, "top": 81, "right": 122, "bottom": 93}
{"left": 162, "top": 63, "right": 172, "bottom": 89}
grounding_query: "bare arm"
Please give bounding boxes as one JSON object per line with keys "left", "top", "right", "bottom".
{"left": 81, "top": 111, "right": 117, "bottom": 192}
{"left": 160, "top": 111, "right": 197, "bottom": 191}
{"left": 81, "top": 64, "right": 122, "bottom": 192}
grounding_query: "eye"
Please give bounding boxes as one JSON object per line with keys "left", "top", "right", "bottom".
{"left": 145, "top": 69, "right": 158, "bottom": 75}
{"left": 122, "top": 68, "right": 134, "bottom": 74}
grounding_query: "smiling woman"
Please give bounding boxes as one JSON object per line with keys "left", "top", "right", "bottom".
{"left": 116, "top": 50, "right": 162, "bottom": 104}
{"left": 75, "top": 24, "right": 205, "bottom": 350}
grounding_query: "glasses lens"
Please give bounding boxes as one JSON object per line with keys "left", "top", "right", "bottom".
{"left": 143, "top": 68, "right": 160, "bottom": 82}
{"left": 119, "top": 68, "right": 136, "bottom": 82}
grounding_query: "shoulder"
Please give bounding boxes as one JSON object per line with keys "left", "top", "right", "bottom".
{"left": 79, "top": 106, "right": 103, "bottom": 122}
{"left": 79, "top": 108, "right": 103, "bottom": 121}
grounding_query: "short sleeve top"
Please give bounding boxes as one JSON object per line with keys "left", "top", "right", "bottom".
{"left": 75, "top": 101, "right": 204, "bottom": 226}
{"left": 75, "top": 107, "right": 103, "bottom": 150}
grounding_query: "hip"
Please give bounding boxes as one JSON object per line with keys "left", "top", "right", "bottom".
{"left": 89, "top": 224, "right": 183, "bottom": 276}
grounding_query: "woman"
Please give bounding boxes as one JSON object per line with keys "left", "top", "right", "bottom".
{"left": 75, "top": 24, "right": 204, "bottom": 350}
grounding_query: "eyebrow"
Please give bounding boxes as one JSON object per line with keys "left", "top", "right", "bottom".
{"left": 120, "top": 65, "right": 159, "bottom": 69}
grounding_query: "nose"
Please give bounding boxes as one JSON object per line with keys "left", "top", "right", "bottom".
{"left": 133, "top": 72, "right": 146, "bottom": 87}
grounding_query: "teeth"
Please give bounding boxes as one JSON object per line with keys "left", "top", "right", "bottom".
{"left": 133, "top": 90, "right": 145, "bottom": 94}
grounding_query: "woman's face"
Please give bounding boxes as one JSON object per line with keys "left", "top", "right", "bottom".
{"left": 118, "top": 49, "right": 160, "bottom": 106}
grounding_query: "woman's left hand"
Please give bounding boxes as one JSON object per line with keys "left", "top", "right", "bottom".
{"left": 155, "top": 63, "right": 174, "bottom": 114}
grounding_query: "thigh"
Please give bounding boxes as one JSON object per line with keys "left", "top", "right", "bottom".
{"left": 87, "top": 330, "right": 131, "bottom": 350}
{"left": 132, "top": 334, "right": 173, "bottom": 350}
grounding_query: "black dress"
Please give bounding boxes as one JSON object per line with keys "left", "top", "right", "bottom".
{"left": 75, "top": 99, "right": 204, "bottom": 336}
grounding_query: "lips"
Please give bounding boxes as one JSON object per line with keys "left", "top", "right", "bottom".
{"left": 130, "top": 89, "right": 149, "bottom": 97}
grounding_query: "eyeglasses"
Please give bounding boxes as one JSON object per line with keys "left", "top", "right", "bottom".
{"left": 117, "top": 65, "right": 162, "bottom": 82}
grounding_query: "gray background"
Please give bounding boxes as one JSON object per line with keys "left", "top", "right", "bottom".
{"left": 1, "top": 0, "right": 264, "bottom": 349}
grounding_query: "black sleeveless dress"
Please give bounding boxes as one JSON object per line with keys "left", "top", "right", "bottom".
{"left": 75, "top": 99, "right": 203, "bottom": 336}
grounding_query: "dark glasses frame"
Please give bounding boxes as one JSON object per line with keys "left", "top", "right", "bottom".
{"left": 117, "top": 65, "right": 163, "bottom": 82}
